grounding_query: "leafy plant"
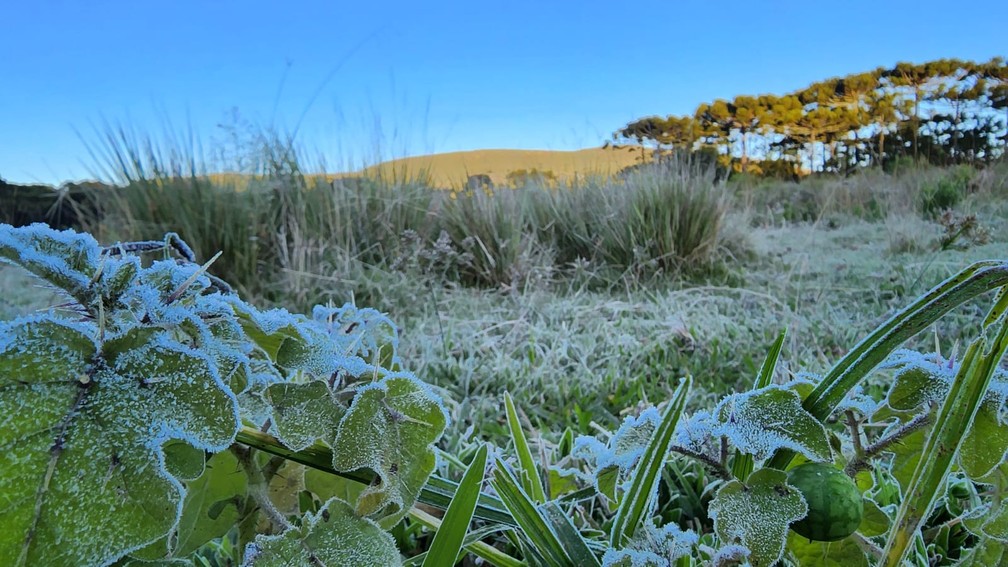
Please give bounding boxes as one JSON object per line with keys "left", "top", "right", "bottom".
{"left": 0, "top": 224, "right": 469, "bottom": 566}
{"left": 3, "top": 222, "right": 1008, "bottom": 566}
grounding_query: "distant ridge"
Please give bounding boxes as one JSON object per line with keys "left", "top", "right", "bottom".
{"left": 352, "top": 146, "right": 647, "bottom": 187}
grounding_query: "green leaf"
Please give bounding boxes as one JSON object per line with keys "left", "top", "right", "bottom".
{"left": 785, "top": 532, "right": 867, "bottom": 566}
{"left": 610, "top": 376, "right": 691, "bottom": 547}
{"left": 769, "top": 260, "right": 1008, "bottom": 471}
{"left": 980, "top": 500, "right": 1008, "bottom": 541}
{"left": 331, "top": 375, "right": 447, "bottom": 521}
{"left": 0, "top": 223, "right": 101, "bottom": 308}
{"left": 957, "top": 536, "right": 1007, "bottom": 566}
{"left": 547, "top": 466, "right": 580, "bottom": 499}
{"left": 717, "top": 386, "right": 832, "bottom": 463}
{"left": 243, "top": 497, "right": 401, "bottom": 567}
{"left": 422, "top": 444, "right": 487, "bottom": 567}
{"left": 883, "top": 421, "right": 929, "bottom": 491}
{"left": 162, "top": 439, "right": 207, "bottom": 481}
{"left": 264, "top": 381, "right": 344, "bottom": 451}
{"left": 504, "top": 391, "right": 546, "bottom": 503}
{"left": 733, "top": 330, "right": 787, "bottom": 481}
{"left": 859, "top": 497, "right": 892, "bottom": 537}
{"left": 173, "top": 450, "right": 248, "bottom": 557}
{"left": 0, "top": 317, "right": 239, "bottom": 567}
{"left": 882, "top": 309, "right": 1008, "bottom": 566}
{"left": 709, "top": 468, "right": 808, "bottom": 567}
{"left": 887, "top": 363, "right": 949, "bottom": 411}
{"left": 960, "top": 399, "right": 1008, "bottom": 480}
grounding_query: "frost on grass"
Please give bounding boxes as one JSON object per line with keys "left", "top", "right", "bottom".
{"left": 573, "top": 408, "right": 661, "bottom": 495}
{"left": 601, "top": 522, "right": 699, "bottom": 567}
{"left": 714, "top": 385, "right": 832, "bottom": 464}
{"left": 708, "top": 468, "right": 807, "bottom": 567}
{"left": 242, "top": 497, "right": 401, "bottom": 567}
{"left": 0, "top": 317, "right": 239, "bottom": 567}
{"left": 331, "top": 374, "right": 448, "bottom": 522}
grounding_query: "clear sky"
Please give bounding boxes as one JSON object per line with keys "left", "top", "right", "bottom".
{"left": 2, "top": 0, "right": 1006, "bottom": 185}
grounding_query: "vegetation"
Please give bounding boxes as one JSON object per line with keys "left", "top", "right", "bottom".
{"left": 2, "top": 219, "right": 1008, "bottom": 566}
{"left": 2, "top": 55, "right": 1008, "bottom": 567}
{"left": 614, "top": 57, "right": 1008, "bottom": 176}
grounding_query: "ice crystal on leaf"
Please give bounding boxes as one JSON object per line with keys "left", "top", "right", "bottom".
{"left": 673, "top": 410, "right": 719, "bottom": 462}
{"left": 713, "top": 385, "right": 832, "bottom": 464}
{"left": 601, "top": 522, "right": 699, "bottom": 567}
{"left": 331, "top": 374, "right": 448, "bottom": 523}
{"left": 880, "top": 349, "right": 1008, "bottom": 479}
{"left": 573, "top": 408, "right": 661, "bottom": 494}
{"left": 265, "top": 380, "right": 345, "bottom": 452}
{"left": 242, "top": 497, "right": 401, "bottom": 567}
{"left": 708, "top": 468, "right": 807, "bottom": 567}
{"left": 0, "top": 317, "right": 239, "bottom": 567}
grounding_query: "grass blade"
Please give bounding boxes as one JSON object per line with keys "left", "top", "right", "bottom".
{"left": 609, "top": 376, "right": 692, "bottom": 548}
{"left": 407, "top": 509, "right": 522, "bottom": 567}
{"left": 539, "top": 501, "right": 602, "bottom": 567}
{"left": 504, "top": 391, "right": 547, "bottom": 503}
{"left": 769, "top": 260, "right": 1008, "bottom": 470}
{"left": 422, "top": 444, "right": 488, "bottom": 567}
{"left": 881, "top": 298, "right": 1008, "bottom": 566}
{"left": 732, "top": 329, "right": 786, "bottom": 480}
{"left": 491, "top": 457, "right": 581, "bottom": 567}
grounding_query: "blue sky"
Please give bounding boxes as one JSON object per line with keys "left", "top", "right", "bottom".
{"left": 2, "top": 1, "right": 1005, "bottom": 185}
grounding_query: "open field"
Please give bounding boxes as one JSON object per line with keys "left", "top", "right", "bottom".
{"left": 5, "top": 160, "right": 1006, "bottom": 448}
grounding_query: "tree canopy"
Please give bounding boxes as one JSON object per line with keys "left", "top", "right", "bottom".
{"left": 612, "top": 57, "right": 1008, "bottom": 177}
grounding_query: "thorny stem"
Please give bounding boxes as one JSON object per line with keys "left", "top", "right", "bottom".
{"left": 670, "top": 445, "right": 734, "bottom": 481}
{"left": 719, "top": 437, "right": 729, "bottom": 470}
{"left": 845, "top": 409, "right": 934, "bottom": 476}
{"left": 852, "top": 532, "right": 884, "bottom": 559}
{"left": 846, "top": 410, "right": 865, "bottom": 461}
{"left": 231, "top": 445, "right": 292, "bottom": 534}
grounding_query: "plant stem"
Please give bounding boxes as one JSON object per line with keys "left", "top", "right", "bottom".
{"left": 845, "top": 410, "right": 933, "bottom": 476}
{"left": 670, "top": 445, "right": 733, "bottom": 481}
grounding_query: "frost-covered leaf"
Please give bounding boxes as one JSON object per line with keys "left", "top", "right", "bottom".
{"left": 162, "top": 439, "right": 206, "bottom": 481}
{"left": 242, "top": 497, "right": 401, "bottom": 567}
{"left": 231, "top": 302, "right": 310, "bottom": 364}
{"left": 785, "top": 531, "right": 867, "bottom": 566}
{"left": 714, "top": 386, "right": 832, "bottom": 463}
{"left": 0, "top": 223, "right": 100, "bottom": 305}
{"left": 884, "top": 351, "right": 954, "bottom": 411}
{"left": 859, "top": 497, "right": 893, "bottom": 537}
{"left": 0, "top": 316, "right": 239, "bottom": 567}
{"left": 173, "top": 449, "right": 248, "bottom": 557}
{"left": 311, "top": 304, "right": 401, "bottom": 369}
{"left": 708, "top": 468, "right": 807, "bottom": 567}
{"left": 601, "top": 523, "right": 698, "bottom": 567}
{"left": 331, "top": 374, "right": 447, "bottom": 521}
{"left": 960, "top": 399, "right": 1008, "bottom": 479}
{"left": 835, "top": 385, "right": 881, "bottom": 418}
{"left": 264, "top": 381, "right": 344, "bottom": 451}
{"left": 710, "top": 544, "right": 750, "bottom": 566}
{"left": 573, "top": 408, "right": 660, "bottom": 493}
{"left": 673, "top": 410, "right": 719, "bottom": 462}
{"left": 979, "top": 500, "right": 1008, "bottom": 541}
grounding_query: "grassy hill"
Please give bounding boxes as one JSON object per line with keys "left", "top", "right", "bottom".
{"left": 352, "top": 146, "right": 648, "bottom": 188}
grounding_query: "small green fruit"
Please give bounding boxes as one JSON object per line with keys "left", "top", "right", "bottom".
{"left": 787, "top": 462, "right": 863, "bottom": 542}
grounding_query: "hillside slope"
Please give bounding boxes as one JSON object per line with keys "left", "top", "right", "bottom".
{"left": 353, "top": 146, "right": 647, "bottom": 187}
